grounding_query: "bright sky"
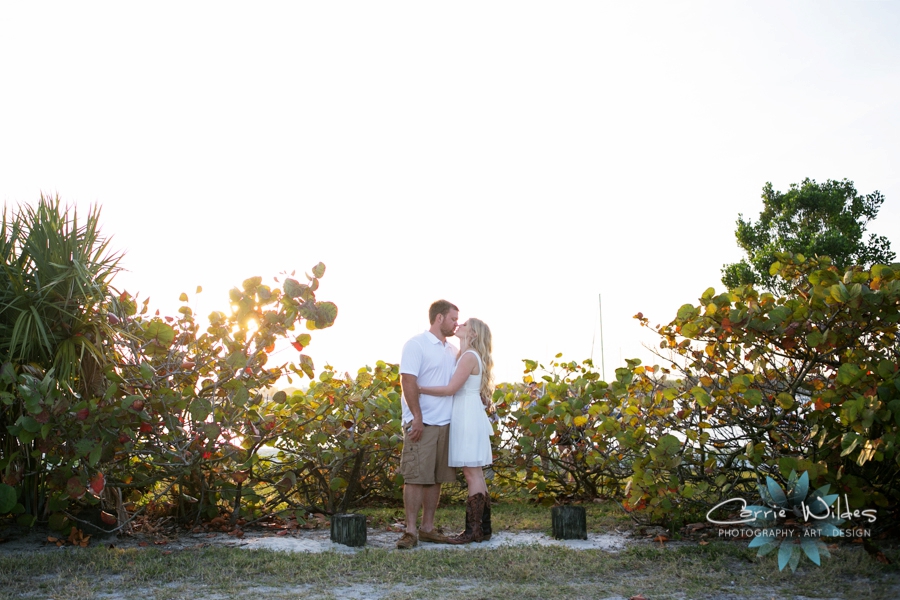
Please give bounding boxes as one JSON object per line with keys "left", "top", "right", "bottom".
{"left": 2, "top": 2, "right": 898, "bottom": 385}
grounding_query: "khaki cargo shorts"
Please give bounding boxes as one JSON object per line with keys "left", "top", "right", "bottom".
{"left": 400, "top": 423, "right": 456, "bottom": 485}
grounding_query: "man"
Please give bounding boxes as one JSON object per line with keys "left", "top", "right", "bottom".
{"left": 396, "top": 299, "right": 459, "bottom": 549}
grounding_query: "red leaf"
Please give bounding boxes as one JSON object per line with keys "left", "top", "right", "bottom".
{"left": 75, "top": 408, "right": 90, "bottom": 421}
{"left": 89, "top": 472, "right": 106, "bottom": 494}
{"left": 100, "top": 511, "right": 117, "bottom": 526}
{"left": 291, "top": 341, "right": 304, "bottom": 352}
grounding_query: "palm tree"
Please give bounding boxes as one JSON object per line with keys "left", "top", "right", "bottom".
{"left": 0, "top": 195, "right": 123, "bottom": 517}
{"left": 0, "top": 194, "right": 122, "bottom": 389}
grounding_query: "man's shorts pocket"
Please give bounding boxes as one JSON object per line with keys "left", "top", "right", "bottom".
{"left": 400, "top": 444, "right": 419, "bottom": 480}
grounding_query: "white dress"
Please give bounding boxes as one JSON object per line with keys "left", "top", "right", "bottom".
{"left": 448, "top": 350, "right": 493, "bottom": 467}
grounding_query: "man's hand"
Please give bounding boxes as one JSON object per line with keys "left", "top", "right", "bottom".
{"left": 401, "top": 373, "right": 425, "bottom": 442}
{"left": 407, "top": 418, "right": 425, "bottom": 443}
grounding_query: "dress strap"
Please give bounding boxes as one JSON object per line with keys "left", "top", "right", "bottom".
{"left": 461, "top": 349, "right": 483, "bottom": 372}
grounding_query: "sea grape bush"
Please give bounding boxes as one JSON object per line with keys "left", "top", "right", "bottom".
{"left": 263, "top": 361, "right": 405, "bottom": 515}
{"left": 639, "top": 253, "right": 900, "bottom": 518}
{"left": 1, "top": 255, "right": 338, "bottom": 530}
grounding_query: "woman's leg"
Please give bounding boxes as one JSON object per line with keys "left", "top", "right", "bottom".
{"left": 460, "top": 466, "right": 487, "bottom": 496}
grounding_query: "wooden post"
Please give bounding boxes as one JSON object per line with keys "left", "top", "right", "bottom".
{"left": 330, "top": 513, "right": 367, "bottom": 547}
{"left": 551, "top": 505, "right": 587, "bottom": 540}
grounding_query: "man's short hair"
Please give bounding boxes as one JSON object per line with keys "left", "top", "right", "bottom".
{"left": 429, "top": 300, "right": 458, "bottom": 324}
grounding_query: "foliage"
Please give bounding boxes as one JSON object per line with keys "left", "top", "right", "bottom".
{"left": 83, "top": 266, "right": 339, "bottom": 526}
{"left": 265, "top": 361, "right": 404, "bottom": 514}
{"left": 0, "top": 198, "right": 338, "bottom": 531}
{"left": 491, "top": 357, "right": 643, "bottom": 504}
{"left": 0, "top": 196, "right": 122, "bottom": 525}
{"left": 722, "top": 179, "right": 895, "bottom": 293}
{"left": 639, "top": 253, "right": 900, "bottom": 522}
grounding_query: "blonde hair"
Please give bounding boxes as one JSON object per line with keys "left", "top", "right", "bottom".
{"left": 465, "top": 318, "right": 494, "bottom": 401}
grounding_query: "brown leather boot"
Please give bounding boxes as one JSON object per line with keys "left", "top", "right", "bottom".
{"left": 448, "top": 493, "right": 485, "bottom": 545}
{"left": 481, "top": 493, "right": 491, "bottom": 541}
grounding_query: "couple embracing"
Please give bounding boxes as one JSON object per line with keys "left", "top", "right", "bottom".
{"left": 396, "top": 300, "right": 494, "bottom": 549}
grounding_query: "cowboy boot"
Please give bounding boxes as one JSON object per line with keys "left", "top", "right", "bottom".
{"left": 481, "top": 493, "right": 491, "bottom": 541}
{"left": 448, "top": 493, "right": 485, "bottom": 544}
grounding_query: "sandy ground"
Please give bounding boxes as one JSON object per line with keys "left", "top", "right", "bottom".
{"left": 0, "top": 523, "right": 634, "bottom": 554}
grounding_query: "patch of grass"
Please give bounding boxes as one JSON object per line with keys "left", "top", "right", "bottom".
{"left": 2, "top": 541, "right": 898, "bottom": 600}
{"left": 355, "top": 498, "right": 630, "bottom": 535}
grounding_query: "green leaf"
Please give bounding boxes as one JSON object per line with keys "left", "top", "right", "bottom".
{"left": 226, "top": 352, "right": 248, "bottom": 370}
{"left": 283, "top": 278, "right": 312, "bottom": 300}
{"left": 830, "top": 282, "right": 849, "bottom": 303}
{"left": 788, "top": 471, "right": 809, "bottom": 504}
{"left": 242, "top": 276, "right": 262, "bottom": 292}
{"left": 743, "top": 389, "right": 762, "bottom": 406}
{"left": 676, "top": 304, "right": 696, "bottom": 320}
{"left": 836, "top": 364, "right": 861, "bottom": 386}
{"left": 0, "top": 483, "right": 16, "bottom": 514}
{"left": 299, "top": 354, "right": 315, "bottom": 379}
{"left": 777, "top": 541, "right": 793, "bottom": 571}
{"left": 691, "top": 387, "right": 710, "bottom": 407}
{"left": 312, "top": 262, "right": 326, "bottom": 278}
{"left": 806, "top": 331, "right": 823, "bottom": 348}
{"left": 681, "top": 323, "right": 699, "bottom": 338}
{"left": 755, "top": 538, "right": 780, "bottom": 556}
{"left": 769, "top": 261, "right": 782, "bottom": 276}
{"left": 190, "top": 399, "right": 212, "bottom": 422}
{"left": 233, "top": 386, "right": 249, "bottom": 407}
{"left": 876, "top": 360, "right": 894, "bottom": 380}
{"left": 776, "top": 392, "right": 795, "bottom": 410}
{"left": 656, "top": 434, "right": 681, "bottom": 456}
{"left": 48, "top": 512, "right": 69, "bottom": 531}
{"left": 766, "top": 476, "right": 788, "bottom": 508}
{"left": 788, "top": 543, "right": 802, "bottom": 572}
{"left": 140, "top": 361, "right": 155, "bottom": 381}
{"left": 76, "top": 438, "right": 95, "bottom": 457}
{"left": 800, "top": 537, "right": 821, "bottom": 565}
{"left": 840, "top": 433, "right": 859, "bottom": 457}
{"left": 143, "top": 320, "right": 175, "bottom": 347}
{"left": 89, "top": 444, "right": 102, "bottom": 467}
{"left": 313, "top": 301, "right": 338, "bottom": 328}
{"left": 17, "top": 416, "right": 41, "bottom": 433}
{"left": 749, "top": 532, "right": 776, "bottom": 548}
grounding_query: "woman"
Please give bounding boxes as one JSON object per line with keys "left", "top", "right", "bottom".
{"left": 419, "top": 318, "right": 494, "bottom": 544}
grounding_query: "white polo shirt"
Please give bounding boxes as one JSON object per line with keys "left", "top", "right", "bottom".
{"left": 400, "top": 331, "right": 458, "bottom": 426}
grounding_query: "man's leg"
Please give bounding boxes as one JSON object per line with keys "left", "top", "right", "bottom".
{"left": 403, "top": 483, "right": 425, "bottom": 535}
{"left": 420, "top": 483, "right": 441, "bottom": 532}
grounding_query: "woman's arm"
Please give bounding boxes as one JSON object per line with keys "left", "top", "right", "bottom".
{"left": 419, "top": 352, "right": 478, "bottom": 396}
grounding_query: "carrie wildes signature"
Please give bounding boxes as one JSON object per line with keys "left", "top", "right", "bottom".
{"left": 706, "top": 495, "right": 877, "bottom": 526}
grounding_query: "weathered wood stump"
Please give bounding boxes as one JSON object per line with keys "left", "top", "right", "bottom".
{"left": 551, "top": 505, "right": 587, "bottom": 540}
{"left": 330, "top": 513, "right": 367, "bottom": 547}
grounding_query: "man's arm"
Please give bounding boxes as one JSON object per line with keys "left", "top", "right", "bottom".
{"left": 419, "top": 353, "right": 478, "bottom": 397}
{"left": 400, "top": 373, "right": 424, "bottom": 443}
